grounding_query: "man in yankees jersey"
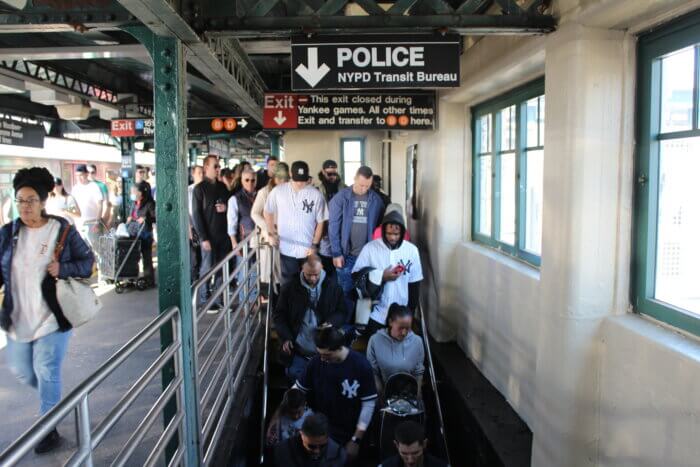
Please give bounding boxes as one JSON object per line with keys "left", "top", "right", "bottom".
{"left": 295, "top": 325, "right": 377, "bottom": 462}
{"left": 265, "top": 161, "right": 328, "bottom": 286}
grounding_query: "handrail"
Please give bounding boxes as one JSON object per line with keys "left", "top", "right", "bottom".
{"left": 259, "top": 242, "right": 274, "bottom": 465}
{"left": 190, "top": 229, "right": 264, "bottom": 466}
{"left": 417, "top": 302, "right": 451, "bottom": 465}
{"left": 0, "top": 307, "right": 184, "bottom": 467}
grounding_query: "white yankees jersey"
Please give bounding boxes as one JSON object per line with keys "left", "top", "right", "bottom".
{"left": 265, "top": 183, "right": 328, "bottom": 258}
{"left": 353, "top": 237, "right": 423, "bottom": 325}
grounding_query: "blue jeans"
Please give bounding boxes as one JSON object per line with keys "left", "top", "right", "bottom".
{"left": 235, "top": 254, "right": 258, "bottom": 305}
{"left": 6, "top": 330, "right": 71, "bottom": 415}
{"left": 198, "top": 248, "right": 223, "bottom": 308}
{"left": 336, "top": 254, "right": 357, "bottom": 322}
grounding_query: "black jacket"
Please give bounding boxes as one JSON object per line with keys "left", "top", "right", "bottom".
{"left": 131, "top": 197, "right": 156, "bottom": 233}
{"left": 273, "top": 434, "right": 346, "bottom": 467}
{"left": 380, "top": 453, "right": 449, "bottom": 467}
{"left": 191, "top": 178, "right": 231, "bottom": 248}
{"left": 273, "top": 274, "right": 347, "bottom": 344}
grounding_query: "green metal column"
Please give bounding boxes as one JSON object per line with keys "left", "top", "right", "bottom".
{"left": 270, "top": 134, "right": 280, "bottom": 158}
{"left": 124, "top": 26, "right": 201, "bottom": 466}
{"left": 120, "top": 137, "right": 135, "bottom": 223}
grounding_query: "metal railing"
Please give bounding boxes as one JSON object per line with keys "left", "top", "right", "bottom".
{"left": 190, "top": 231, "right": 264, "bottom": 466}
{"left": 417, "top": 302, "right": 451, "bottom": 465}
{"left": 258, "top": 243, "right": 274, "bottom": 465}
{"left": 0, "top": 307, "right": 186, "bottom": 467}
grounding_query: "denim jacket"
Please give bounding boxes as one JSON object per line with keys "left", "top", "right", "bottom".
{"left": 328, "top": 186, "right": 384, "bottom": 258}
{"left": 0, "top": 215, "right": 95, "bottom": 333}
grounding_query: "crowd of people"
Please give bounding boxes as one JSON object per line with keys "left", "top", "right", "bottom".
{"left": 0, "top": 156, "right": 445, "bottom": 464}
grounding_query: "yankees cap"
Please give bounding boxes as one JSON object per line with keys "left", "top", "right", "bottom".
{"left": 291, "top": 160, "right": 310, "bottom": 182}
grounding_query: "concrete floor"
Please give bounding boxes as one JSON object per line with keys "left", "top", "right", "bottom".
{"left": 0, "top": 282, "right": 165, "bottom": 466}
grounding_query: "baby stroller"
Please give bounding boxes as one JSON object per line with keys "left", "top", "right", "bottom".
{"left": 97, "top": 222, "right": 148, "bottom": 293}
{"left": 379, "top": 372, "right": 425, "bottom": 460}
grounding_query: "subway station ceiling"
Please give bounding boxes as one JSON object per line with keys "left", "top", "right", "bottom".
{"left": 0, "top": 0, "right": 554, "bottom": 142}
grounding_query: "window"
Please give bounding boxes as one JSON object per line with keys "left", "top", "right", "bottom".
{"left": 340, "top": 138, "right": 365, "bottom": 186}
{"left": 472, "top": 79, "right": 544, "bottom": 266}
{"left": 635, "top": 12, "right": 700, "bottom": 337}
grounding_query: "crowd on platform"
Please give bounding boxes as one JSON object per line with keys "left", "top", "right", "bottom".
{"left": 188, "top": 156, "right": 447, "bottom": 466}
{"left": 0, "top": 157, "right": 447, "bottom": 465}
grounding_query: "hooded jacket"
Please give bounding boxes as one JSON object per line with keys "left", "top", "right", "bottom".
{"left": 380, "top": 209, "right": 408, "bottom": 250}
{"left": 328, "top": 186, "right": 384, "bottom": 258}
{"left": 0, "top": 215, "right": 95, "bottom": 333}
{"left": 352, "top": 209, "right": 423, "bottom": 325}
{"left": 367, "top": 328, "right": 425, "bottom": 384}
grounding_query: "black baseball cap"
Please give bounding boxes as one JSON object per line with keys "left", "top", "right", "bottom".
{"left": 322, "top": 159, "right": 338, "bottom": 170}
{"left": 291, "top": 161, "right": 310, "bottom": 182}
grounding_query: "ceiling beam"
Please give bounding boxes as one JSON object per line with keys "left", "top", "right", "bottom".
{"left": 0, "top": 44, "right": 149, "bottom": 61}
{"left": 239, "top": 39, "right": 291, "bottom": 55}
{"left": 117, "top": 0, "right": 265, "bottom": 123}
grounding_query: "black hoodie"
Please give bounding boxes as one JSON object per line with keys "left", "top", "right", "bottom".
{"left": 381, "top": 209, "right": 407, "bottom": 251}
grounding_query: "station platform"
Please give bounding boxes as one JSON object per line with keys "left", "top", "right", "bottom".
{"left": 0, "top": 283, "right": 159, "bottom": 466}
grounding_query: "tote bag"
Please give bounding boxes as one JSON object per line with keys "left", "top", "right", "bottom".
{"left": 54, "top": 227, "right": 102, "bottom": 327}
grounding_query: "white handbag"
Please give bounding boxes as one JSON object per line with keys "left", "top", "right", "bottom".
{"left": 54, "top": 227, "right": 103, "bottom": 328}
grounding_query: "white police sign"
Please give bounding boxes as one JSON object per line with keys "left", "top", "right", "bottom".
{"left": 291, "top": 34, "right": 461, "bottom": 90}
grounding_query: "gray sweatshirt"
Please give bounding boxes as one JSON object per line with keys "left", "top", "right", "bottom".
{"left": 366, "top": 329, "right": 425, "bottom": 384}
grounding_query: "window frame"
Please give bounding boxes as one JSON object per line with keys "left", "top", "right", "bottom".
{"left": 339, "top": 137, "right": 366, "bottom": 185}
{"left": 635, "top": 12, "right": 700, "bottom": 338}
{"left": 471, "top": 78, "right": 545, "bottom": 267}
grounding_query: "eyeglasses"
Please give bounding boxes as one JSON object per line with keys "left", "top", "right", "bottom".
{"left": 15, "top": 198, "right": 41, "bottom": 206}
{"left": 325, "top": 171, "right": 338, "bottom": 177}
{"left": 213, "top": 165, "right": 221, "bottom": 169}
{"left": 243, "top": 178, "right": 255, "bottom": 182}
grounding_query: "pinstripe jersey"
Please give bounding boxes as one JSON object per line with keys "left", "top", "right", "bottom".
{"left": 264, "top": 183, "right": 328, "bottom": 258}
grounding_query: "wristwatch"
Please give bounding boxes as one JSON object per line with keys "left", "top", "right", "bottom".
{"left": 351, "top": 435, "right": 361, "bottom": 444}
{"left": 312, "top": 243, "right": 320, "bottom": 249}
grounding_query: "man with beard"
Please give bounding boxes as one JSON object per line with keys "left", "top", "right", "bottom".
{"left": 352, "top": 209, "right": 423, "bottom": 337}
{"left": 317, "top": 160, "right": 345, "bottom": 281}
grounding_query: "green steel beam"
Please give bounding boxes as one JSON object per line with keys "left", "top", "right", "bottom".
{"left": 456, "top": 0, "right": 491, "bottom": 14}
{"left": 270, "top": 134, "right": 280, "bottom": 158}
{"left": 196, "top": 13, "right": 555, "bottom": 34}
{"left": 123, "top": 26, "right": 201, "bottom": 467}
{"left": 494, "top": 0, "right": 524, "bottom": 14}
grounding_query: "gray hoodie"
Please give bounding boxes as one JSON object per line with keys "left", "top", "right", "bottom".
{"left": 366, "top": 328, "right": 425, "bottom": 384}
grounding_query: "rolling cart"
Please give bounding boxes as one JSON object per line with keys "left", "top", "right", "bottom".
{"left": 96, "top": 223, "right": 149, "bottom": 293}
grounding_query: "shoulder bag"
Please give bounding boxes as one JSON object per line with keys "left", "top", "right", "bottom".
{"left": 54, "top": 226, "right": 102, "bottom": 328}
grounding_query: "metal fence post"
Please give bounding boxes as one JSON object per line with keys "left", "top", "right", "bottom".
{"left": 77, "top": 396, "right": 94, "bottom": 467}
{"left": 123, "top": 26, "right": 201, "bottom": 466}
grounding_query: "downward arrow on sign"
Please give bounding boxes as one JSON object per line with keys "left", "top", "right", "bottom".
{"left": 273, "top": 111, "right": 287, "bottom": 126}
{"left": 295, "top": 47, "right": 330, "bottom": 88}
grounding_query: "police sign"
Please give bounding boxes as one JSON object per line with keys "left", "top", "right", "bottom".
{"left": 291, "top": 34, "right": 461, "bottom": 90}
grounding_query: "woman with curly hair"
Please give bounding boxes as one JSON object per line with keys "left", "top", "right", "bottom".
{"left": 0, "top": 167, "right": 94, "bottom": 454}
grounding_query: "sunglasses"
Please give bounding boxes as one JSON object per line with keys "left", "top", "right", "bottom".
{"left": 213, "top": 165, "right": 221, "bottom": 169}
{"left": 325, "top": 171, "right": 338, "bottom": 176}
{"left": 243, "top": 178, "right": 255, "bottom": 182}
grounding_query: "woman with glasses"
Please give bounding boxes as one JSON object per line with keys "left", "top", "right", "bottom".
{"left": 251, "top": 162, "right": 289, "bottom": 295}
{"left": 0, "top": 167, "right": 94, "bottom": 454}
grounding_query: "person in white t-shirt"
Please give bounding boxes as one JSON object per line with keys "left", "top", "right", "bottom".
{"left": 352, "top": 208, "right": 423, "bottom": 337}
{"left": 71, "top": 164, "right": 105, "bottom": 248}
{"left": 264, "top": 161, "right": 328, "bottom": 286}
{"left": 0, "top": 167, "right": 94, "bottom": 454}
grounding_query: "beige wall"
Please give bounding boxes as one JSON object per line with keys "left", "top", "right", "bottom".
{"left": 279, "top": 2, "right": 700, "bottom": 466}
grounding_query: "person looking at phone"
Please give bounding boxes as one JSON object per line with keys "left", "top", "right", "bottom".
{"left": 352, "top": 209, "right": 423, "bottom": 337}
{"left": 191, "top": 155, "right": 232, "bottom": 311}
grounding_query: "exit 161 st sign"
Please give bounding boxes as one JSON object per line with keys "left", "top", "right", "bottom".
{"left": 291, "top": 34, "right": 461, "bottom": 90}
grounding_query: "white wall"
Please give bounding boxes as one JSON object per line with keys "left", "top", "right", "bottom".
{"left": 399, "top": 1, "right": 700, "bottom": 466}
{"left": 280, "top": 3, "right": 700, "bottom": 465}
